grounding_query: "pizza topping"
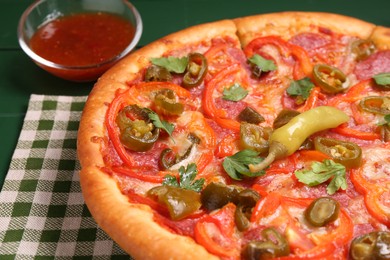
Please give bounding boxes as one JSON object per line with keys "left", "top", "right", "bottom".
{"left": 239, "top": 123, "right": 272, "bottom": 154}
{"left": 243, "top": 228, "right": 290, "bottom": 260}
{"left": 313, "top": 64, "right": 348, "bottom": 94}
{"left": 294, "top": 159, "right": 347, "bottom": 195}
{"left": 222, "top": 83, "right": 248, "bottom": 101}
{"left": 223, "top": 149, "right": 266, "bottom": 180}
{"left": 314, "top": 136, "right": 362, "bottom": 168}
{"left": 349, "top": 231, "right": 390, "bottom": 260}
{"left": 286, "top": 77, "right": 315, "bottom": 105}
{"left": 148, "top": 111, "right": 175, "bottom": 139}
{"left": 379, "top": 114, "right": 390, "bottom": 142}
{"left": 354, "top": 50, "right": 390, "bottom": 80}
{"left": 162, "top": 163, "right": 205, "bottom": 192}
{"left": 201, "top": 182, "right": 240, "bottom": 211}
{"left": 182, "top": 53, "right": 208, "bottom": 88}
{"left": 237, "top": 107, "right": 265, "bottom": 124}
{"left": 359, "top": 96, "right": 390, "bottom": 115}
{"left": 249, "top": 106, "right": 349, "bottom": 172}
{"left": 304, "top": 197, "right": 340, "bottom": 227}
{"left": 373, "top": 72, "right": 390, "bottom": 90}
{"left": 147, "top": 185, "right": 202, "bottom": 220}
{"left": 145, "top": 65, "right": 173, "bottom": 82}
{"left": 234, "top": 189, "right": 261, "bottom": 231}
{"left": 116, "top": 105, "right": 160, "bottom": 152}
{"left": 273, "top": 109, "right": 301, "bottom": 129}
{"left": 247, "top": 54, "right": 277, "bottom": 78}
{"left": 150, "top": 56, "right": 188, "bottom": 74}
{"left": 152, "top": 88, "right": 184, "bottom": 116}
{"left": 351, "top": 39, "right": 376, "bottom": 62}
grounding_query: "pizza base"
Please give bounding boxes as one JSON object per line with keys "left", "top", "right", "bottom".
{"left": 77, "top": 12, "right": 389, "bottom": 259}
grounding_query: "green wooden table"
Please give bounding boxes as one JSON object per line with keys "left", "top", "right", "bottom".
{"left": 1, "top": 0, "right": 389, "bottom": 190}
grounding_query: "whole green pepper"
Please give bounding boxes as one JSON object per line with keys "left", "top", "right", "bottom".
{"left": 249, "top": 106, "right": 349, "bottom": 172}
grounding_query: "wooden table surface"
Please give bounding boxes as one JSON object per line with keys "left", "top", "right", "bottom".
{"left": 0, "top": 0, "right": 389, "bottom": 189}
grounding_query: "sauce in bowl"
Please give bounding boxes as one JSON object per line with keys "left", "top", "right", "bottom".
{"left": 29, "top": 12, "right": 136, "bottom": 81}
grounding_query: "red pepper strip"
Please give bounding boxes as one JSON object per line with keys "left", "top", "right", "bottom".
{"left": 203, "top": 63, "right": 241, "bottom": 118}
{"left": 127, "top": 190, "right": 170, "bottom": 216}
{"left": 214, "top": 117, "right": 241, "bottom": 132}
{"left": 130, "top": 81, "right": 191, "bottom": 99}
{"left": 297, "top": 87, "right": 321, "bottom": 112}
{"left": 297, "top": 149, "right": 330, "bottom": 162}
{"left": 251, "top": 184, "right": 269, "bottom": 197}
{"left": 251, "top": 192, "right": 281, "bottom": 222}
{"left": 204, "top": 42, "right": 238, "bottom": 76}
{"left": 244, "top": 36, "right": 313, "bottom": 79}
{"left": 196, "top": 151, "right": 214, "bottom": 176}
{"left": 194, "top": 203, "right": 240, "bottom": 258}
{"left": 215, "top": 133, "right": 240, "bottom": 158}
{"left": 244, "top": 35, "right": 291, "bottom": 58}
{"left": 106, "top": 90, "right": 135, "bottom": 167}
{"left": 350, "top": 168, "right": 390, "bottom": 226}
{"left": 111, "top": 166, "right": 164, "bottom": 183}
{"left": 333, "top": 123, "right": 380, "bottom": 141}
{"left": 326, "top": 79, "right": 372, "bottom": 107}
{"left": 290, "top": 45, "right": 313, "bottom": 80}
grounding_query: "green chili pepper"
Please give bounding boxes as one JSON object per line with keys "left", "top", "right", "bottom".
{"left": 243, "top": 228, "right": 290, "bottom": 260}
{"left": 240, "top": 123, "right": 272, "bottom": 154}
{"left": 147, "top": 185, "right": 202, "bottom": 220}
{"left": 153, "top": 88, "right": 184, "bottom": 116}
{"left": 145, "top": 65, "right": 173, "bottom": 82}
{"left": 314, "top": 137, "right": 362, "bottom": 168}
{"left": 273, "top": 109, "right": 301, "bottom": 129}
{"left": 351, "top": 39, "right": 376, "bottom": 62}
{"left": 249, "top": 106, "right": 349, "bottom": 172}
{"left": 313, "top": 64, "right": 348, "bottom": 94}
{"left": 238, "top": 107, "right": 265, "bottom": 124}
{"left": 359, "top": 96, "right": 390, "bottom": 115}
{"left": 304, "top": 197, "right": 340, "bottom": 227}
{"left": 116, "top": 105, "right": 160, "bottom": 152}
{"left": 234, "top": 189, "right": 261, "bottom": 231}
{"left": 182, "top": 53, "right": 208, "bottom": 88}
{"left": 200, "top": 182, "right": 240, "bottom": 211}
{"left": 350, "top": 231, "right": 390, "bottom": 260}
{"left": 380, "top": 124, "right": 390, "bottom": 142}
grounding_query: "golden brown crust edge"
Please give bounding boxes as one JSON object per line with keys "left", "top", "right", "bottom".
{"left": 234, "top": 11, "right": 377, "bottom": 47}
{"left": 370, "top": 26, "right": 390, "bottom": 50}
{"left": 78, "top": 12, "right": 389, "bottom": 260}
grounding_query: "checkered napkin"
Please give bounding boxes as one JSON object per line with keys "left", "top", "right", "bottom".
{"left": 0, "top": 95, "right": 132, "bottom": 259}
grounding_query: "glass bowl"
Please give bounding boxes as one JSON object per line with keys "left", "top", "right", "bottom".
{"left": 18, "top": 0, "right": 143, "bottom": 82}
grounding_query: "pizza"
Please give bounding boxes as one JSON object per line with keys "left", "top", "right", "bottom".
{"left": 77, "top": 12, "right": 390, "bottom": 259}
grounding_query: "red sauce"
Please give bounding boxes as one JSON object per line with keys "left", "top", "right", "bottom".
{"left": 30, "top": 12, "right": 135, "bottom": 67}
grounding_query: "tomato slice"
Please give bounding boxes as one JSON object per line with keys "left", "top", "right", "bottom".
{"left": 194, "top": 203, "right": 240, "bottom": 258}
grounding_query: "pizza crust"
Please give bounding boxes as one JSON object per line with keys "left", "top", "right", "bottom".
{"left": 78, "top": 12, "right": 390, "bottom": 259}
{"left": 370, "top": 26, "right": 390, "bottom": 50}
{"left": 234, "top": 11, "right": 376, "bottom": 47}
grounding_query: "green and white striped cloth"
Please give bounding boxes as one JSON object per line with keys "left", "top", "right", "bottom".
{"left": 0, "top": 95, "right": 132, "bottom": 259}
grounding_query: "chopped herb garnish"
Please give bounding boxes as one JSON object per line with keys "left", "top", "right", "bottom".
{"left": 373, "top": 72, "right": 390, "bottom": 86}
{"left": 222, "top": 83, "right": 248, "bottom": 101}
{"left": 148, "top": 111, "right": 174, "bottom": 139}
{"left": 294, "top": 159, "right": 347, "bottom": 195}
{"left": 286, "top": 77, "right": 315, "bottom": 105}
{"left": 222, "top": 149, "right": 266, "bottom": 180}
{"left": 151, "top": 56, "right": 189, "bottom": 74}
{"left": 163, "top": 163, "right": 205, "bottom": 192}
{"left": 248, "top": 54, "right": 277, "bottom": 72}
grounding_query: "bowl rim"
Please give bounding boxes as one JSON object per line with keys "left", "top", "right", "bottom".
{"left": 17, "top": 0, "right": 143, "bottom": 70}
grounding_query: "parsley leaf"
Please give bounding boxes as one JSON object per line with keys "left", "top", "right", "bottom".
{"left": 373, "top": 72, "right": 390, "bottom": 86}
{"left": 150, "top": 56, "right": 188, "bottom": 73}
{"left": 248, "top": 54, "right": 277, "bottom": 72}
{"left": 163, "top": 163, "right": 205, "bottom": 192}
{"left": 222, "top": 149, "right": 266, "bottom": 180}
{"left": 286, "top": 77, "right": 315, "bottom": 102}
{"left": 378, "top": 114, "right": 390, "bottom": 126}
{"left": 148, "top": 111, "right": 174, "bottom": 138}
{"left": 294, "top": 159, "right": 347, "bottom": 195}
{"left": 222, "top": 83, "right": 248, "bottom": 101}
